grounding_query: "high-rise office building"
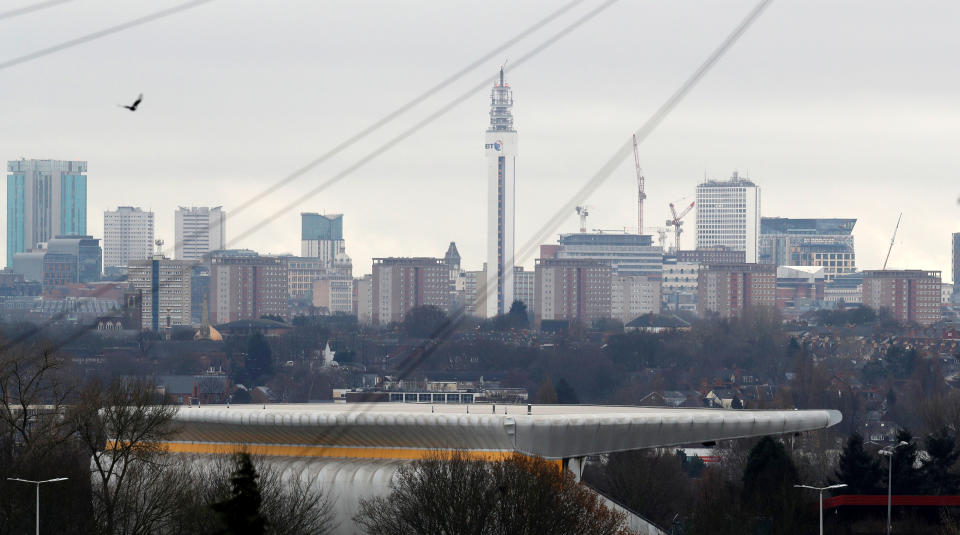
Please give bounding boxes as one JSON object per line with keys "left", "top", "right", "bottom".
{"left": 104, "top": 206, "right": 154, "bottom": 269}
{"left": 174, "top": 206, "right": 226, "bottom": 261}
{"left": 128, "top": 255, "right": 192, "bottom": 331}
{"left": 758, "top": 218, "right": 856, "bottom": 281}
{"left": 301, "top": 212, "right": 345, "bottom": 261}
{"left": 695, "top": 172, "right": 760, "bottom": 263}
{"left": 7, "top": 159, "right": 87, "bottom": 266}
{"left": 208, "top": 251, "right": 288, "bottom": 324}
{"left": 485, "top": 66, "right": 518, "bottom": 318}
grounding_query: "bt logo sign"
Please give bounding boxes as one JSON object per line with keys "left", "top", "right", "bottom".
{"left": 484, "top": 140, "right": 503, "bottom": 151}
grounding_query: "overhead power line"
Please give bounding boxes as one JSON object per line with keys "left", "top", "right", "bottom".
{"left": 227, "top": 0, "right": 586, "bottom": 222}
{"left": 0, "top": 0, "right": 215, "bottom": 71}
{"left": 229, "top": 0, "right": 622, "bottom": 248}
{"left": 0, "top": 0, "right": 610, "bottom": 350}
{"left": 0, "top": 0, "right": 78, "bottom": 22}
{"left": 392, "top": 0, "right": 776, "bottom": 382}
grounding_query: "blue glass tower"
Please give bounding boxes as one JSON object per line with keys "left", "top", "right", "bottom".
{"left": 6, "top": 159, "right": 88, "bottom": 267}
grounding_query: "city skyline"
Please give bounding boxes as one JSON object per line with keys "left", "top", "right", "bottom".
{"left": 0, "top": 1, "right": 957, "bottom": 280}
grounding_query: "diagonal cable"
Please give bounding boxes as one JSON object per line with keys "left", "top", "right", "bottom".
{"left": 227, "top": 0, "right": 586, "bottom": 221}
{"left": 391, "top": 0, "right": 775, "bottom": 384}
{"left": 229, "top": 0, "right": 621, "bottom": 247}
{"left": 0, "top": 0, "right": 215, "bottom": 71}
{"left": 0, "top": 0, "right": 78, "bottom": 22}
{"left": 0, "top": 0, "right": 613, "bottom": 350}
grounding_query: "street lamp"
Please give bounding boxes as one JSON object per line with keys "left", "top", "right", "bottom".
{"left": 795, "top": 483, "right": 848, "bottom": 535}
{"left": 6, "top": 477, "right": 68, "bottom": 535}
{"left": 878, "top": 440, "right": 910, "bottom": 535}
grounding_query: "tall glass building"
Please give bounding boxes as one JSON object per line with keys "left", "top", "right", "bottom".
{"left": 7, "top": 159, "right": 88, "bottom": 267}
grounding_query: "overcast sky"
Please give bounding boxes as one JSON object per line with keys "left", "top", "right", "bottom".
{"left": 1, "top": 0, "right": 958, "bottom": 280}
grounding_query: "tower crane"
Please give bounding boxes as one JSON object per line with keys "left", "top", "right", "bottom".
{"left": 575, "top": 205, "right": 591, "bottom": 233}
{"left": 633, "top": 134, "right": 646, "bottom": 235}
{"left": 882, "top": 212, "right": 902, "bottom": 270}
{"left": 666, "top": 201, "right": 694, "bottom": 253}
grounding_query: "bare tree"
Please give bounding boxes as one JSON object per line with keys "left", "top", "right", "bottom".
{"left": 0, "top": 341, "right": 74, "bottom": 464}
{"left": 70, "top": 377, "right": 179, "bottom": 534}
{"left": 0, "top": 340, "right": 93, "bottom": 534}
{"left": 356, "top": 452, "right": 628, "bottom": 535}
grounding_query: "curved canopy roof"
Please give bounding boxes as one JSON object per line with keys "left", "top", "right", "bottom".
{"left": 166, "top": 403, "right": 841, "bottom": 460}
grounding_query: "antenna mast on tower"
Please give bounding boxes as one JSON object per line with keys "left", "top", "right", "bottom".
{"left": 633, "top": 134, "right": 645, "bottom": 234}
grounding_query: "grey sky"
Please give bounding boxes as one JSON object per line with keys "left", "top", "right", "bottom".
{"left": 1, "top": 0, "right": 957, "bottom": 279}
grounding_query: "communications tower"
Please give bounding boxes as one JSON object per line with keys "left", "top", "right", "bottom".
{"left": 485, "top": 65, "right": 518, "bottom": 317}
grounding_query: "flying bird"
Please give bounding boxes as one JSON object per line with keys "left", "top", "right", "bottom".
{"left": 119, "top": 93, "right": 143, "bottom": 111}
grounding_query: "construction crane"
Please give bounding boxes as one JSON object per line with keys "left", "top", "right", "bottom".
{"left": 633, "top": 134, "right": 646, "bottom": 235}
{"left": 643, "top": 226, "right": 669, "bottom": 250}
{"left": 882, "top": 212, "right": 902, "bottom": 270}
{"left": 666, "top": 201, "right": 694, "bottom": 253}
{"left": 575, "top": 205, "right": 591, "bottom": 233}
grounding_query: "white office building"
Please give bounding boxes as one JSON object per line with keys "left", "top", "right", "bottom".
{"left": 695, "top": 172, "right": 760, "bottom": 263}
{"left": 485, "top": 66, "right": 518, "bottom": 318}
{"left": 174, "top": 206, "right": 226, "bottom": 261}
{"left": 513, "top": 267, "right": 535, "bottom": 315}
{"left": 103, "top": 206, "right": 154, "bottom": 269}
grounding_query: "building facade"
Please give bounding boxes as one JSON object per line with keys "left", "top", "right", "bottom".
{"left": 513, "top": 267, "right": 535, "bottom": 315}
{"left": 862, "top": 270, "right": 941, "bottom": 325}
{"left": 209, "top": 252, "right": 288, "bottom": 324}
{"left": 464, "top": 270, "right": 486, "bottom": 318}
{"left": 485, "top": 66, "right": 518, "bottom": 318}
{"left": 676, "top": 246, "right": 745, "bottom": 265}
{"left": 661, "top": 258, "right": 700, "bottom": 312}
{"left": 7, "top": 159, "right": 87, "bottom": 266}
{"left": 953, "top": 233, "right": 960, "bottom": 287}
{"left": 550, "top": 233, "right": 662, "bottom": 276}
{"left": 312, "top": 278, "right": 354, "bottom": 314}
{"left": 824, "top": 272, "right": 863, "bottom": 306}
{"left": 534, "top": 258, "right": 612, "bottom": 327}
{"left": 694, "top": 172, "right": 760, "bottom": 263}
{"left": 301, "top": 213, "right": 346, "bottom": 262}
{"left": 775, "top": 265, "right": 826, "bottom": 318}
{"left": 174, "top": 206, "right": 226, "bottom": 261}
{"left": 758, "top": 218, "right": 856, "bottom": 281}
{"left": 372, "top": 258, "right": 450, "bottom": 325}
{"left": 283, "top": 256, "right": 325, "bottom": 299}
{"left": 355, "top": 274, "right": 373, "bottom": 324}
{"left": 697, "top": 263, "right": 776, "bottom": 318}
{"left": 128, "top": 256, "right": 192, "bottom": 331}
{"left": 103, "top": 206, "right": 154, "bottom": 269}
{"left": 611, "top": 274, "right": 661, "bottom": 324}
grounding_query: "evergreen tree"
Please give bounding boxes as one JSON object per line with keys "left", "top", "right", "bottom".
{"left": 245, "top": 333, "right": 273, "bottom": 385}
{"left": 507, "top": 300, "right": 530, "bottom": 329}
{"left": 211, "top": 453, "right": 267, "bottom": 535}
{"left": 554, "top": 378, "right": 580, "bottom": 404}
{"left": 833, "top": 432, "right": 883, "bottom": 494}
{"left": 742, "top": 437, "right": 801, "bottom": 534}
{"left": 536, "top": 376, "right": 558, "bottom": 404}
{"left": 922, "top": 428, "right": 960, "bottom": 495}
{"left": 889, "top": 429, "right": 923, "bottom": 495}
